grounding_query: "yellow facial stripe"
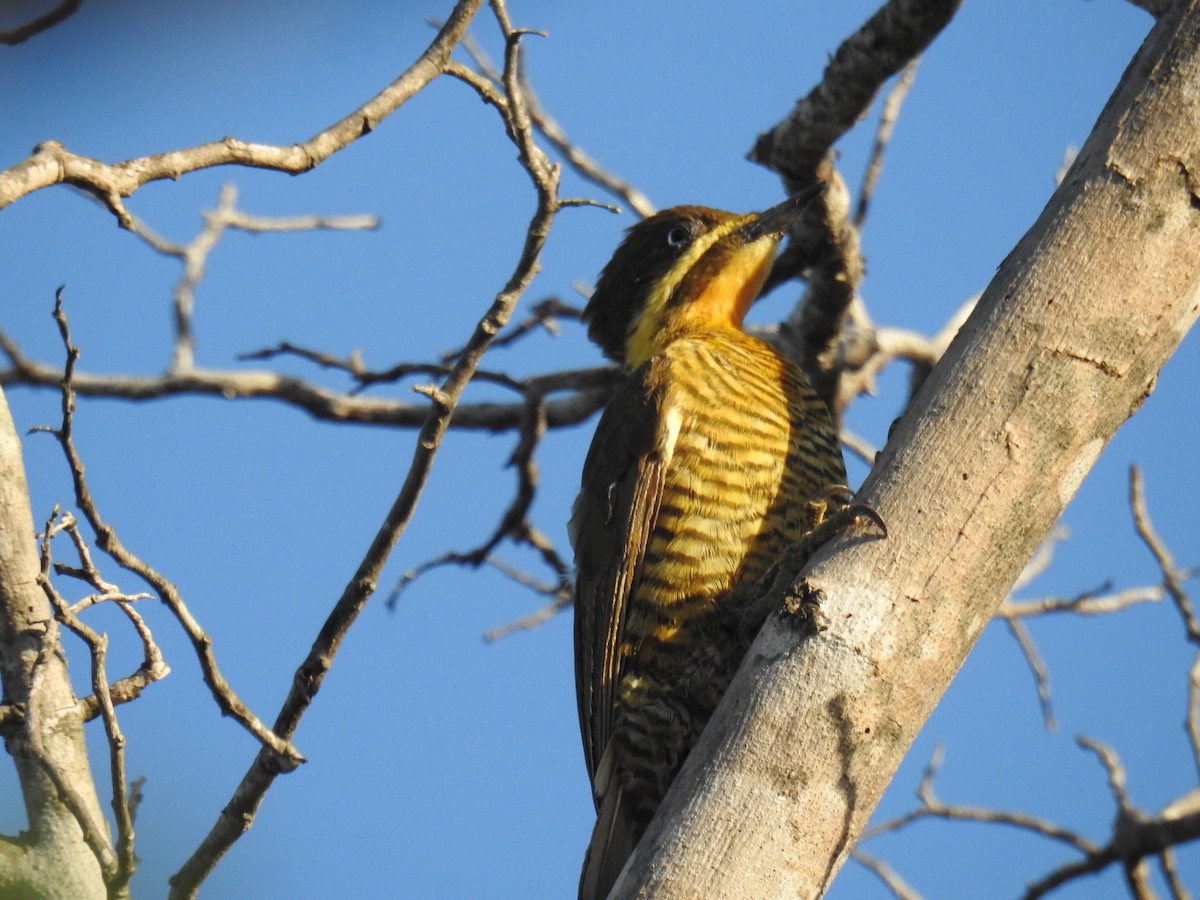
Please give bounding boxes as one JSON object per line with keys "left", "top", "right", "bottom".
{"left": 625, "top": 217, "right": 749, "bottom": 369}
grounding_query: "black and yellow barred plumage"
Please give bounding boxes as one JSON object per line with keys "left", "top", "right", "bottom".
{"left": 571, "top": 197, "right": 847, "bottom": 899}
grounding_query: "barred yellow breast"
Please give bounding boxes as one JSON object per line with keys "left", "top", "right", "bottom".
{"left": 633, "top": 327, "right": 841, "bottom": 634}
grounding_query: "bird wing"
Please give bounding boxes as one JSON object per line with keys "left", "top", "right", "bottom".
{"left": 570, "top": 355, "right": 679, "bottom": 795}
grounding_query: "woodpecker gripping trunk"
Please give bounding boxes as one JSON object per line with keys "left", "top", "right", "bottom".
{"left": 572, "top": 198, "right": 847, "bottom": 899}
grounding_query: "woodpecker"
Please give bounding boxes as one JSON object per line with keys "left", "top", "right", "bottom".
{"left": 571, "top": 194, "right": 851, "bottom": 900}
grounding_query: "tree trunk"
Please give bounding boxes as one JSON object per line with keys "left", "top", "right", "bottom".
{"left": 615, "top": 2, "right": 1200, "bottom": 897}
{"left": 0, "top": 386, "right": 107, "bottom": 899}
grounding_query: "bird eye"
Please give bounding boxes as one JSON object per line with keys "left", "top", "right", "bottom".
{"left": 665, "top": 224, "right": 691, "bottom": 249}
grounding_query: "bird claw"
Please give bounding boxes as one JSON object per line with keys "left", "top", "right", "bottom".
{"left": 806, "top": 483, "right": 887, "bottom": 540}
{"left": 737, "top": 487, "right": 886, "bottom": 645}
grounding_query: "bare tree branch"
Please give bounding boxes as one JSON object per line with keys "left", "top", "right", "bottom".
{"left": 862, "top": 500, "right": 1200, "bottom": 900}
{"left": 1004, "top": 615, "right": 1057, "bottom": 730}
{"left": 0, "top": 382, "right": 107, "bottom": 896}
{"left": 0, "top": 0, "right": 488, "bottom": 219}
{"left": 451, "top": 296, "right": 583, "bottom": 358}
{"left": 850, "top": 848, "right": 923, "bottom": 900}
{"left": 0, "top": 0, "right": 84, "bottom": 46}
{"left": 37, "top": 515, "right": 136, "bottom": 895}
{"left": 750, "top": 0, "right": 962, "bottom": 183}
{"left": 118, "top": 183, "right": 377, "bottom": 374}
{"left": 168, "top": 3, "right": 568, "bottom": 893}
{"left": 1131, "top": 465, "right": 1197, "bottom": 640}
{"left": 1127, "top": 0, "right": 1175, "bottom": 17}
{"left": 753, "top": 0, "right": 962, "bottom": 412}
{"left": 861, "top": 739, "right": 1200, "bottom": 900}
{"left": 455, "top": 27, "right": 654, "bottom": 217}
{"left": 862, "top": 746, "right": 1098, "bottom": 854}
{"left": 1, "top": 345, "right": 620, "bottom": 432}
{"left": 1131, "top": 465, "right": 1200, "bottom": 776}
{"left": 855, "top": 56, "right": 921, "bottom": 230}
{"left": 23, "top": 623, "right": 117, "bottom": 877}
{"left": 35, "top": 511, "right": 169, "bottom": 723}
{"left": 482, "top": 571, "right": 572, "bottom": 642}
{"left": 616, "top": 1, "right": 1200, "bottom": 891}
{"left": 34, "top": 289, "right": 302, "bottom": 767}
{"left": 1000, "top": 583, "right": 1167, "bottom": 619}
{"left": 387, "top": 374, "right": 564, "bottom": 614}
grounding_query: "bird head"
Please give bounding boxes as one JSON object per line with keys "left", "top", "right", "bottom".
{"left": 583, "top": 194, "right": 808, "bottom": 370}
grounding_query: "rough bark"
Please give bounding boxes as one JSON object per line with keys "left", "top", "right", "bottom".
{"left": 0, "top": 385, "right": 107, "bottom": 899}
{"left": 615, "top": 2, "right": 1200, "bottom": 897}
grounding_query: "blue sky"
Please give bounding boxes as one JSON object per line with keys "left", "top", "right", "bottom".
{"left": 2, "top": 1, "right": 1196, "bottom": 897}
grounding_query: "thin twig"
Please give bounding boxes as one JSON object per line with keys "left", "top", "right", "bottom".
{"left": 441, "top": 296, "right": 584, "bottom": 362}
{"left": 36, "top": 289, "right": 301, "bottom": 765}
{"left": 1158, "top": 847, "right": 1187, "bottom": 900}
{"left": 37, "top": 514, "right": 137, "bottom": 893}
{"left": 999, "top": 584, "right": 1166, "bottom": 619}
{"left": 850, "top": 849, "right": 924, "bottom": 900}
{"left": 855, "top": 57, "right": 921, "bottom": 229}
{"left": 482, "top": 555, "right": 572, "bottom": 642}
{"left": 0, "top": 0, "right": 489, "bottom": 217}
{"left": 237, "top": 341, "right": 526, "bottom": 394}
{"left": 0, "top": 0, "right": 84, "bottom": 45}
{"left": 1130, "top": 465, "right": 1200, "bottom": 773}
{"left": 1003, "top": 615, "right": 1056, "bottom": 731}
{"left": 1131, "top": 465, "right": 1197, "bottom": 640}
{"left": 169, "top": 3, "right": 564, "bottom": 893}
{"left": 1080, "top": 736, "right": 1133, "bottom": 809}
{"left": 456, "top": 26, "right": 654, "bottom": 216}
{"left": 386, "top": 387, "right": 569, "bottom": 630}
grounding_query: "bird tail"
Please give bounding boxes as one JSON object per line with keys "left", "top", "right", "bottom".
{"left": 579, "top": 785, "right": 636, "bottom": 900}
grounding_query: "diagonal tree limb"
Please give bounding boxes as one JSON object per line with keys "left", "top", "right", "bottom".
{"left": 0, "top": 390, "right": 107, "bottom": 897}
{"left": 753, "top": 0, "right": 963, "bottom": 412}
{"left": 749, "top": 0, "right": 963, "bottom": 183}
{"left": 615, "top": 2, "right": 1200, "bottom": 895}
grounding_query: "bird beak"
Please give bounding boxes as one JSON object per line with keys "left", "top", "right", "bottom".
{"left": 744, "top": 188, "right": 821, "bottom": 241}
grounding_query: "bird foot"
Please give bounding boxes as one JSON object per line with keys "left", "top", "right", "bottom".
{"left": 737, "top": 486, "right": 885, "bottom": 644}
{"left": 804, "top": 488, "right": 887, "bottom": 552}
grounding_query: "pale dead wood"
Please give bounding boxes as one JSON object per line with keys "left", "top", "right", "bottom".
{"left": 0, "top": 391, "right": 106, "bottom": 897}
{"left": 37, "top": 517, "right": 136, "bottom": 895}
{"left": 614, "top": 3, "right": 1200, "bottom": 895}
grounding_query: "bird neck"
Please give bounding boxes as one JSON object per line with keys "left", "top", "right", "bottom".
{"left": 623, "top": 246, "right": 775, "bottom": 370}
